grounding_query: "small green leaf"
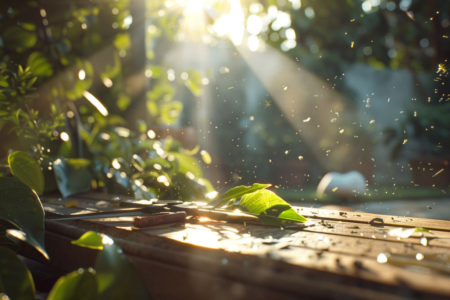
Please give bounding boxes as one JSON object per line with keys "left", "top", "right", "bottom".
{"left": 0, "top": 177, "right": 48, "bottom": 259}
{"left": 184, "top": 145, "right": 200, "bottom": 156}
{"left": 47, "top": 268, "right": 97, "bottom": 300}
{"left": 8, "top": 151, "right": 45, "bottom": 195}
{"left": 71, "top": 231, "right": 104, "bottom": 250}
{"left": 25, "top": 77, "right": 37, "bottom": 89}
{"left": 95, "top": 243, "right": 149, "bottom": 300}
{"left": 240, "top": 190, "right": 307, "bottom": 223}
{"left": 27, "top": 52, "right": 53, "bottom": 77}
{"left": 212, "top": 183, "right": 271, "bottom": 208}
{"left": 200, "top": 150, "right": 212, "bottom": 165}
{"left": 160, "top": 101, "right": 183, "bottom": 124}
{"left": 136, "top": 120, "right": 147, "bottom": 133}
{"left": 415, "top": 227, "right": 430, "bottom": 233}
{"left": 113, "top": 33, "right": 131, "bottom": 51}
{"left": 0, "top": 246, "right": 35, "bottom": 300}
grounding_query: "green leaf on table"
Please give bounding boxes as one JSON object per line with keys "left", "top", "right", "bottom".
{"left": 95, "top": 243, "right": 149, "bottom": 300}
{"left": 415, "top": 227, "right": 430, "bottom": 233}
{"left": 212, "top": 183, "right": 271, "bottom": 208}
{"left": 0, "top": 177, "right": 48, "bottom": 259}
{"left": 71, "top": 231, "right": 104, "bottom": 250}
{"left": 53, "top": 158, "right": 92, "bottom": 198}
{"left": 8, "top": 151, "right": 44, "bottom": 195}
{"left": 0, "top": 246, "right": 36, "bottom": 300}
{"left": 47, "top": 268, "right": 97, "bottom": 300}
{"left": 240, "top": 190, "right": 307, "bottom": 224}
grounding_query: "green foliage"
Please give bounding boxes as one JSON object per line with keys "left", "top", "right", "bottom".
{"left": 240, "top": 189, "right": 307, "bottom": 224}
{"left": 0, "top": 177, "right": 47, "bottom": 259}
{"left": 212, "top": 183, "right": 271, "bottom": 208}
{"left": 0, "top": 247, "right": 35, "bottom": 300}
{"left": 215, "top": 184, "right": 307, "bottom": 225}
{"left": 49, "top": 233, "right": 150, "bottom": 300}
{"left": 53, "top": 158, "right": 92, "bottom": 198}
{"left": 71, "top": 231, "right": 104, "bottom": 250}
{"left": 0, "top": 65, "right": 65, "bottom": 143}
{"left": 8, "top": 151, "right": 44, "bottom": 195}
{"left": 95, "top": 243, "right": 149, "bottom": 299}
{"left": 47, "top": 269, "right": 97, "bottom": 300}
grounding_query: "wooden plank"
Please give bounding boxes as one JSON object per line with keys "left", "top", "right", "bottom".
{"left": 297, "top": 207, "right": 450, "bottom": 231}
{"left": 35, "top": 195, "right": 450, "bottom": 298}
{"left": 32, "top": 219, "right": 439, "bottom": 300}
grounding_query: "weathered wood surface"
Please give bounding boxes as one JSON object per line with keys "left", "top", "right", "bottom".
{"left": 24, "top": 194, "right": 450, "bottom": 299}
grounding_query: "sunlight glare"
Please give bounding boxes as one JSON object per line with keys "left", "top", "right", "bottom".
{"left": 213, "top": 0, "right": 244, "bottom": 46}
{"left": 82, "top": 91, "right": 109, "bottom": 116}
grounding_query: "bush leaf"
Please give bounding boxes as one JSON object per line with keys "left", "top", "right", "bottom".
{"left": 95, "top": 243, "right": 149, "bottom": 300}
{"left": 53, "top": 158, "right": 92, "bottom": 198}
{"left": 71, "top": 231, "right": 104, "bottom": 250}
{"left": 47, "top": 268, "right": 97, "bottom": 300}
{"left": 0, "top": 246, "right": 36, "bottom": 300}
{"left": 8, "top": 151, "right": 44, "bottom": 195}
{"left": 0, "top": 177, "right": 48, "bottom": 259}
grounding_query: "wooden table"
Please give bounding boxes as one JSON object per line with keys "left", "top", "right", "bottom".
{"left": 22, "top": 194, "right": 450, "bottom": 299}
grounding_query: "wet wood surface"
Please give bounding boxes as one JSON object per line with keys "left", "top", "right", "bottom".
{"left": 29, "top": 194, "right": 450, "bottom": 299}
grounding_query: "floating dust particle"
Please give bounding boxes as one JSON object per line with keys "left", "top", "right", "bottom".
{"left": 444, "top": 35, "right": 449, "bottom": 38}
{"left": 339, "top": 129, "right": 344, "bottom": 134}
{"left": 437, "top": 64, "right": 447, "bottom": 73}
{"left": 416, "top": 253, "right": 424, "bottom": 261}
{"left": 264, "top": 100, "right": 272, "bottom": 108}
{"left": 331, "top": 118, "right": 337, "bottom": 123}
{"left": 420, "top": 237, "right": 428, "bottom": 246}
{"left": 332, "top": 187, "right": 338, "bottom": 192}
{"left": 432, "top": 168, "right": 444, "bottom": 177}
{"left": 298, "top": 156, "right": 304, "bottom": 160}
{"left": 350, "top": 19, "right": 355, "bottom": 22}
{"left": 351, "top": 41, "right": 354, "bottom": 48}
{"left": 303, "top": 117, "right": 311, "bottom": 122}
{"left": 284, "top": 86, "right": 288, "bottom": 90}
{"left": 370, "top": 120, "right": 375, "bottom": 124}
{"left": 414, "top": 111, "right": 417, "bottom": 117}
{"left": 406, "top": 11, "right": 415, "bottom": 20}
{"left": 377, "top": 253, "right": 388, "bottom": 264}
{"left": 403, "top": 139, "right": 408, "bottom": 145}
{"left": 228, "top": 87, "right": 234, "bottom": 89}
{"left": 427, "top": 206, "right": 432, "bottom": 209}
{"left": 442, "top": 190, "right": 447, "bottom": 194}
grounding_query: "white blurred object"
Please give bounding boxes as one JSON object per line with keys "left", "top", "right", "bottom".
{"left": 317, "top": 171, "right": 366, "bottom": 198}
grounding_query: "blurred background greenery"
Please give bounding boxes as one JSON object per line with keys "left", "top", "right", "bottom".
{"left": 0, "top": 0, "right": 449, "bottom": 214}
